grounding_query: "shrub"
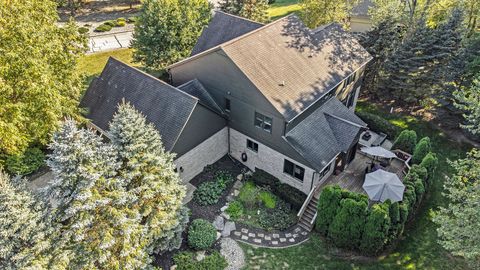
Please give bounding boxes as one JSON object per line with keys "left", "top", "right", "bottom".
{"left": 414, "top": 180, "right": 425, "bottom": 203}
{"left": 193, "top": 171, "right": 232, "bottom": 206}
{"left": 392, "top": 130, "right": 417, "bottom": 153}
{"left": 5, "top": 147, "right": 45, "bottom": 175}
{"left": 187, "top": 219, "right": 217, "bottom": 250}
{"left": 104, "top": 20, "right": 117, "bottom": 27}
{"left": 403, "top": 185, "right": 417, "bottom": 211}
{"left": 94, "top": 24, "right": 112, "bottom": 32}
{"left": 238, "top": 181, "right": 259, "bottom": 209}
{"left": 399, "top": 202, "right": 409, "bottom": 225}
{"left": 315, "top": 185, "right": 343, "bottom": 235}
{"left": 420, "top": 152, "right": 438, "bottom": 182}
{"left": 127, "top": 16, "right": 137, "bottom": 23}
{"left": 258, "top": 200, "right": 295, "bottom": 231}
{"left": 360, "top": 203, "right": 391, "bottom": 255}
{"left": 409, "top": 164, "right": 428, "bottom": 185}
{"left": 412, "top": 137, "right": 431, "bottom": 164}
{"left": 328, "top": 198, "right": 368, "bottom": 249}
{"left": 258, "top": 191, "right": 276, "bottom": 208}
{"left": 173, "top": 251, "right": 227, "bottom": 270}
{"left": 251, "top": 169, "right": 307, "bottom": 210}
{"left": 78, "top": 26, "right": 89, "bottom": 34}
{"left": 116, "top": 20, "right": 126, "bottom": 27}
{"left": 388, "top": 201, "right": 400, "bottom": 225}
{"left": 356, "top": 110, "right": 400, "bottom": 139}
{"left": 226, "top": 201, "right": 244, "bottom": 219}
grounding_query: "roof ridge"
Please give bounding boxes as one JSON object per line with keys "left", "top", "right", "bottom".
{"left": 167, "top": 14, "right": 298, "bottom": 69}
{"left": 107, "top": 57, "right": 201, "bottom": 103}
{"left": 323, "top": 112, "right": 365, "bottom": 129}
{"left": 177, "top": 79, "right": 224, "bottom": 113}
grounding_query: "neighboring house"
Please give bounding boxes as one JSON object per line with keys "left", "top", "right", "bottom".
{"left": 81, "top": 12, "right": 372, "bottom": 197}
{"left": 350, "top": 0, "right": 373, "bottom": 32}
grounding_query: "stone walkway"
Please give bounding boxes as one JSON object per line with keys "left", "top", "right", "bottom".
{"left": 230, "top": 223, "right": 309, "bottom": 248}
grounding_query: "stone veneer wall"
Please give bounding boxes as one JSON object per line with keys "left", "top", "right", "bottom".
{"left": 229, "top": 128, "right": 323, "bottom": 194}
{"left": 175, "top": 127, "right": 228, "bottom": 183}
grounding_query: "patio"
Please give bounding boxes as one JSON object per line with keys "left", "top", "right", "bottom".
{"left": 317, "top": 151, "right": 407, "bottom": 195}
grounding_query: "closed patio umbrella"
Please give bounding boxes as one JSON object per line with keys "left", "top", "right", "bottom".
{"left": 363, "top": 169, "right": 405, "bottom": 202}
{"left": 360, "top": 146, "right": 397, "bottom": 159}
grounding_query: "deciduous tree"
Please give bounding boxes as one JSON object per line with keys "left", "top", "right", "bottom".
{"left": 219, "top": 0, "right": 269, "bottom": 23}
{"left": 299, "top": 0, "right": 359, "bottom": 28}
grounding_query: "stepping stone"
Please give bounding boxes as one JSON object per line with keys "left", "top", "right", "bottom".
{"left": 280, "top": 238, "right": 286, "bottom": 242}
{"left": 293, "top": 234, "right": 299, "bottom": 238}
{"left": 285, "top": 233, "right": 292, "bottom": 237}
{"left": 272, "top": 234, "right": 280, "bottom": 238}
{"left": 241, "top": 228, "right": 249, "bottom": 233}
{"left": 213, "top": 216, "right": 225, "bottom": 231}
{"left": 301, "top": 231, "right": 308, "bottom": 236}
{"left": 253, "top": 238, "right": 262, "bottom": 244}
{"left": 248, "top": 233, "right": 255, "bottom": 237}
{"left": 222, "top": 221, "right": 236, "bottom": 237}
{"left": 294, "top": 227, "right": 302, "bottom": 233}
{"left": 258, "top": 233, "right": 264, "bottom": 238}
{"left": 241, "top": 235, "right": 249, "bottom": 240}
{"left": 234, "top": 231, "right": 241, "bottom": 236}
{"left": 264, "top": 236, "right": 271, "bottom": 241}
{"left": 236, "top": 174, "right": 243, "bottom": 181}
{"left": 233, "top": 189, "right": 240, "bottom": 196}
{"left": 216, "top": 232, "right": 221, "bottom": 240}
{"left": 226, "top": 195, "right": 235, "bottom": 202}
{"left": 221, "top": 212, "right": 231, "bottom": 220}
{"left": 288, "top": 238, "right": 295, "bottom": 243}
{"left": 272, "top": 241, "right": 278, "bottom": 245}
{"left": 220, "top": 205, "right": 229, "bottom": 212}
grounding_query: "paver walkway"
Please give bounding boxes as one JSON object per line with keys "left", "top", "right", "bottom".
{"left": 230, "top": 223, "right": 309, "bottom": 248}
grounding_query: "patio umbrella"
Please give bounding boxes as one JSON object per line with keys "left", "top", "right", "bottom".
{"left": 363, "top": 169, "right": 405, "bottom": 202}
{"left": 360, "top": 146, "right": 397, "bottom": 159}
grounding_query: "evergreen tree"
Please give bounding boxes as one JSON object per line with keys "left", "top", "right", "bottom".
{"left": 360, "top": 203, "right": 391, "bottom": 255}
{"left": 454, "top": 75, "right": 480, "bottom": 135}
{"left": 0, "top": 170, "right": 54, "bottom": 269}
{"left": 433, "top": 149, "right": 480, "bottom": 269}
{"left": 109, "top": 102, "right": 188, "bottom": 255}
{"left": 0, "top": 0, "right": 86, "bottom": 155}
{"left": 219, "top": 0, "right": 269, "bottom": 23}
{"left": 132, "top": 0, "right": 211, "bottom": 70}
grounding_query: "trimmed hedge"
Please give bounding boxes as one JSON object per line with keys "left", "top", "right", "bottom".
{"left": 251, "top": 169, "right": 307, "bottom": 210}
{"left": 356, "top": 110, "right": 400, "bottom": 139}
{"left": 94, "top": 24, "right": 112, "bottom": 32}
{"left": 412, "top": 137, "right": 431, "bottom": 164}
{"left": 360, "top": 203, "right": 391, "bottom": 254}
{"left": 187, "top": 219, "right": 217, "bottom": 250}
{"left": 328, "top": 197, "right": 368, "bottom": 249}
{"left": 5, "top": 147, "right": 45, "bottom": 175}
{"left": 392, "top": 130, "right": 417, "bottom": 153}
{"left": 315, "top": 185, "right": 343, "bottom": 234}
{"left": 420, "top": 152, "right": 438, "bottom": 183}
{"left": 173, "top": 251, "right": 227, "bottom": 270}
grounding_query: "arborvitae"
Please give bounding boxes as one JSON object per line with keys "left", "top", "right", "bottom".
{"left": 0, "top": 170, "right": 53, "bottom": 269}
{"left": 108, "top": 103, "right": 188, "bottom": 255}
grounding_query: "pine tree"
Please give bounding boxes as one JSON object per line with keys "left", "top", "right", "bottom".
{"left": 108, "top": 102, "right": 188, "bottom": 255}
{"left": 0, "top": 170, "right": 54, "bottom": 269}
{"left": 454, "top": 75, "right": 480, "bottom": 135}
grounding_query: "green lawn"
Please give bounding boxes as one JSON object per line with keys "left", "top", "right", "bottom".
{"left": 268, "top": 0, "right": 301, "bottom": 21}
{"left": 242, "top": 100, "right": 471, "bottom": 270}
{"left": 78, "top": 48, "right": 136, "bottom": 78}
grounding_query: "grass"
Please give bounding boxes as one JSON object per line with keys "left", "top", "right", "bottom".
{"left": 268, "top": 0, "right": 301, "bottom": 21}
{"left": 242, "top": 100, "right": 471, "bottom": 270}
{"left": 78, "top": 48, "right": 136, "bottom": 78}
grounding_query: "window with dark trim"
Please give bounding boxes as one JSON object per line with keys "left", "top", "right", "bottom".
{"left": 225, "top": 98, "right": 231, "bottom": 112}
{"left": 283, "top": 159, "right": 305, "bottom": 181}
{"left": 246, "top": 139, "right": 258, "bottom": 152}
{"left": 318, "top": 163, "right": 331, "bottom": 179}
{"left": 254, "top": 112, "right": 272, "bottom": 133}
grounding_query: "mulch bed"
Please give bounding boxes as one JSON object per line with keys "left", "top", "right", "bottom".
{"left": 154, "top": 155, "right": 246, "bottom": 269}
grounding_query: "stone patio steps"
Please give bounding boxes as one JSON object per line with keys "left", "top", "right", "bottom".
{"left": 298, "top": 196, "right": 318, "bottom": 231}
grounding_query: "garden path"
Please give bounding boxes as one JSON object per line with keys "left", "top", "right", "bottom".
{"left": 230, "top": 223, "right": 309, "bottom": 248}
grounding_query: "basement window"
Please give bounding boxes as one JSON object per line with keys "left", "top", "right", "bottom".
{"left": 246, "top": 139, "right": 258, "bottom": 152}
{"left": 283, "top": 159, "right": 305, "bottom": 182}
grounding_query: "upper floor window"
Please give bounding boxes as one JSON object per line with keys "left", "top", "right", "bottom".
{"left": 318, "top": 163, "right": 331, "bottom": 179}
{"left": 225, "top": 98, "right": 231, "bottom": 112}
{"left": 254, "top": 112, "right": 272, "bottom": 133}
{"left": 246, "top": 139, "right": 258, "bottom": 152}
{"left": 283, "top": 159, "right": 305, "bottom": 182}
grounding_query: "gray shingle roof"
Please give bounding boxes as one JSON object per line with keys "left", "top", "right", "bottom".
{"left": 285, "top": 97, "right": 366, "bottom": 171}
{"left": 191, "top": 11, "right": 263, "bottom": 56}
{"left": 80, "top": 58, "right": 198, "bottom": 151}
{"left": 177, "top": 79, "right": 223, "bottom": 114}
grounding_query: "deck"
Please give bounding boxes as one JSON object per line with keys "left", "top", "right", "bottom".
{"left": 316, "top": 152, "right": 407, "bottom": 196}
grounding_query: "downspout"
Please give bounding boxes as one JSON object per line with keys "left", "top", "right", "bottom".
{"left": 310, "top": 171, "right": 318, "bottom": 191}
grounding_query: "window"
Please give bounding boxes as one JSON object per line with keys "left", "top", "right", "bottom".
{"left": 225, "top": 98, "right": 231, "bottom": 112}
{"left": 246, "top": 139, "right": 258, "bottom": 152}
{"left": 283, "top": 159, "right": 305, "bottom": 181}
{"left": 318, "top": 163, "right": 331, "bottom": 179}
{"left": 254, "top": 112, "right": 272, "bottom": 133}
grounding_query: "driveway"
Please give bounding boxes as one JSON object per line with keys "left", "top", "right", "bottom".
{"left": 88, "top": 30, "right": 133, "bottom": 53}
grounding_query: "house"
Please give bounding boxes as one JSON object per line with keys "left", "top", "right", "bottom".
{"left": 80, "top": 12, "right": 372, "bottom": 196}
{"left": 350, "top": 0, "right": 373, "bottom": 32}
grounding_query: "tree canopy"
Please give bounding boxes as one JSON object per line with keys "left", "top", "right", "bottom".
{"left": 219, "top": 0, "right": 270, "bottom": 23}
{"left": 0, "top": 0, "right": 86, "bottom": 156}
{"left": 299, "top": 0, "right": 359, "bottom": 29}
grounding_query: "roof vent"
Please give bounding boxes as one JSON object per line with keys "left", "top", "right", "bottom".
{"left": 279, "top": 81, "right": 286, "bottom": 86}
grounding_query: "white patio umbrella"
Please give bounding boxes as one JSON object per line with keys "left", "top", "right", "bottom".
{"left": 363, "top": 169, "right": 405, "bottom": 202}
{"left": 360, "top": 146, "right": 397, "bottom": 159}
